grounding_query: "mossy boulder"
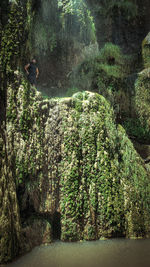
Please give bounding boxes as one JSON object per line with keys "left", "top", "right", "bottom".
{"left": 1, "top": 80, "right": 150, "bottom": 263}
{"left": 60, "top": 91, "right": 150, "bottom": 240}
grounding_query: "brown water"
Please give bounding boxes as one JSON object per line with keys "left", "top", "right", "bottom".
{"left": 6, "top": 239, "right": 150, "bottom": 267}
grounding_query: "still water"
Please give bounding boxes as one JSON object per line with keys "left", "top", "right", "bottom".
{"left": 7, "top": 239, "right": 150, "bottom": 267}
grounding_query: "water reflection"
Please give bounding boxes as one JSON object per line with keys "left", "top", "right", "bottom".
{"left": 7, "top": 239, "right": 150, "bottom": 267}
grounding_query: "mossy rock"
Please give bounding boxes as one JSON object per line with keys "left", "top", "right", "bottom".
{"left": 22, "top": 217, "right": 52, "bottom": 249}
{"left": 60, "top": 91, "right": 150, "bottom": 241}
{"left": 1, "top": 84, "right": 150, "bottom": 263}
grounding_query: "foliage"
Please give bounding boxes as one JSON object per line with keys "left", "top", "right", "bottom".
{"left": 123, "top": 118, "right": 150, "bottom": 142}
{"left": 65, "top": 87, "right": 80, "bottom": 97}
{"left": 71, "top": 42, "right": 128, "bottom": 88}
{"left": 135, "top": 73, "right": 150, "bottom": 135}
{"left": 16, "top": 156, "right": 29, "bottom": 185}
{"left": 31, "top": 0, "right": 96, "bottom": 57}
{"left": 7, "top": 81, "right": 18, "bottom": 122}
{"left": 142, "top": 33, "right": 150, "bottom": 68}
{"left": 58, "top": 0, "right": 96, "bottom": 34}
{"left": 98, "top": 43, "right": 123, "bottom": 64}
{"left": 70, "top": 43, "right": 130, "bottom": 116}
{"left": 98, "top": 0, "right": 138, "bottom": 20}
{"left": 32, "top": 19, "right": 57, "bottom": 54}
{"left": 0, "top": 1, "right": 25, "bottom": 75}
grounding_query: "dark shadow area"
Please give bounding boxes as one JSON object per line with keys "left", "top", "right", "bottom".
{"left": 52, "top": 211, "right": 61, "bottom": 240}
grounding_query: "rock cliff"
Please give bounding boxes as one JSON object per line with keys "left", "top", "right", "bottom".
{"left": 0, "top": 76, "right": 149, "bottom": 262}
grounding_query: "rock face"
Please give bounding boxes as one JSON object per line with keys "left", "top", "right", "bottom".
{"left": 142, "top": 32, "right": 150, "bottom": 68}
{"left": 0, "top": 75, "right": 149, "bottom": 263}
{"left": 86, "top": 0, "right": 148, "bottom": 54}
{"left": 135, "top": 38, "right": 150, "bottom": 131}
{"left": 0, "top": 125, "right": 22, "bottom": 263}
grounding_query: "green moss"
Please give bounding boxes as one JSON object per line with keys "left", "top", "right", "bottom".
{"left": 2, "top": 84, "right": 150, "bottom": 263}
{"left": 65, "top": 87, "right": 80, "bottom": 97}
{"left": 123, "top": 117, "right": 150, "bottom": 142}
{"left": 0, "top": 1, "right": 25, "bottom": 77}
{"left": 142, "top": 33, "right": 150, "bottom": 68}
{"left": 118, "top": 125, "right": 150, "bottom": 237}
{"left": 0, "top": 1, "right": 29, "bottom": 263}
{"left": 58, "top": 0, "right": 96, "bottom": 43}
{"left": 16, "top": 156, "right": 29, "bottom": 185}
{"left": 135, "top": 72, "right": 150, "bottom": 133}
{"left": 70, "top": 43, "right": 131, "bottom": 118}
{"left": 60, "top": 92, "right": 150, "bottom": 240}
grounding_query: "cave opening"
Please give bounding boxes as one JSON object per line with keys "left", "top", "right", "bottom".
{"left": 52, "top": 211, "right": 61, "bottom": 240}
